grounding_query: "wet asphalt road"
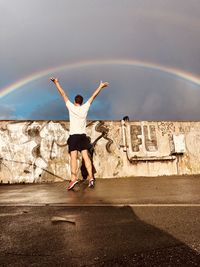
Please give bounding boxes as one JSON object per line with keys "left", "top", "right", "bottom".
{"left": 0, "top": 177, "right": 200, "bottom": 266}
{"left": 0, "top": 206, "right": 200, "bottom": 266}
{"left": 0, "top": 176, "right": 200, "bottom": 205}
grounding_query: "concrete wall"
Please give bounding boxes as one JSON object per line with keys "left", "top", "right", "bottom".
{"left": 0, "top": 120, "right": 200, "bottom": 183}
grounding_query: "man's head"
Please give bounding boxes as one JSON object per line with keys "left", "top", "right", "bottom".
{"left": 74, "top": 95, "right": 83, "bottom": 105}
{"left": 123, "top": 116, "right": 129, "bottom": 122}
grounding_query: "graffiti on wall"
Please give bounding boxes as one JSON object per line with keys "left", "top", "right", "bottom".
{"left": 0, "top": 121, "right": 70, "bottom": 183}
{"left": 2, "top": 120, "right": 200, "bottom": 181}
{"left": 130, "top": 124, "right": 158, "bottom": 153}
{"left": 0, "top": 120, "right": 116, "bottom": 183}
{"left": 158, "top": 122, "right": 175, "bottom": 136}
{"left": 130, "top": 125, "right": 142, "bottom": 152}
{"left": 95, "top": 121, "right": 114, "bottom": 153}
{"left": 143, "top": 125, "right": 158, "bottom": 152}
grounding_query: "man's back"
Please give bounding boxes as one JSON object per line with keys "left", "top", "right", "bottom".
{"left": 66, "top": 100, "right": 90, "bottom": 135}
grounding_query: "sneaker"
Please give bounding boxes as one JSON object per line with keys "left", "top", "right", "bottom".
{"left": 67, "top": 180, "right": 79, "bottom": 190}
{"left": 88, "top": 178, "right": 95, "bottom": 188}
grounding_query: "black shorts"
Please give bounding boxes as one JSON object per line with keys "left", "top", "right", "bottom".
{"left": 67, "top": 134, "right": 90, "bottom": 153}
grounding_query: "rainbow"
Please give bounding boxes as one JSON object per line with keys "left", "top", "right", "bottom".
{"left": 1, "top": 59, "right": 200, "bottom": 98}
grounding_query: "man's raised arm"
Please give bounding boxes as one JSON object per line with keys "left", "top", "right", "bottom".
{"left": 50, "top": 77, "right": 69, "bottom": 103}
{"left": 88, "top": 81, "right": 109, "bottom": 104}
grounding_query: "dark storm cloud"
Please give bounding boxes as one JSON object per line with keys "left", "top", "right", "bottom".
{"left": 1, "top": 0, "right": 200, "bottom": 120}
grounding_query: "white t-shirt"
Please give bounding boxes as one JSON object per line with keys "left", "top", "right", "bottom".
{"left": 66, "top": 100, "right": 90, "bottom": 135}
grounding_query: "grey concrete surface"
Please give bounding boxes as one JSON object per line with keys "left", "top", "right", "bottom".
{"left": 0, "top": 176, "right": 200, "bottom": 266}
{"left": 0, "top": 175, "right": 200, "bottom": 205}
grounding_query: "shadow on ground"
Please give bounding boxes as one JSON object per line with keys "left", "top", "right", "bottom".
{"left": 0, "top": 204, "right": 199, "bottom": 266}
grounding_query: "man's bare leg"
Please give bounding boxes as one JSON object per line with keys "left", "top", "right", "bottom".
{"left": 81, "top": 150, "right": 94, "bottom": 187}
{"left": 70, "top": 150, "right": 78, "bottom": 180}
{"left": 68, "top": 150, "right": 78, "bottom": 190}
{"left": 81, "top": 150, "right": 93, "bottom": 179}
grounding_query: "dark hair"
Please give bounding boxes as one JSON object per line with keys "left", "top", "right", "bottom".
{"left": 123, "top": 116, "right": 129, "bottom": 121}
{"left": 74, "top": 95, "right": 83, "bottom": 105}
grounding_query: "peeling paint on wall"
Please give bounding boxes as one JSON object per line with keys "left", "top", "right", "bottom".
{"left": 1, "top": 120, "right": 200, "bottom": 183}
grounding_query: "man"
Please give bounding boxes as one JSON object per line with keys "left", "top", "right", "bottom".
{"left": 50, "top": 77, "right": 108, "bottom": 190}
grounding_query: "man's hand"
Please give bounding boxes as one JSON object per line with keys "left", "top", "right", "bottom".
{"left": 99, "top": 81, "right": 109, "bottom": 89}
{"left": 88, "top": 81, "right": 109, "bottom": 104}
{"left": 49, "top": 77, "right": 68, "bottom": 102}
{"left": 50, "top": 77, "right": 59, "bottom": 83}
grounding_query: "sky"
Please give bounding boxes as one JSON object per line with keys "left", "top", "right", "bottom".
{"left": 1, "top": 0, "right": 200, "bottom": 120}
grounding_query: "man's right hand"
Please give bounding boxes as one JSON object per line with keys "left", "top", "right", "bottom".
{"left": 99, "top": 81, "right": 109, "bottom": 89}
{"left": 50, "top": 77, "right": 59, "bottom": 83}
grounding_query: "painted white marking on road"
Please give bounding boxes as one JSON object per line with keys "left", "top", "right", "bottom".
{"left": 0, "top": 211, "right": 28, "bottom": 216}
